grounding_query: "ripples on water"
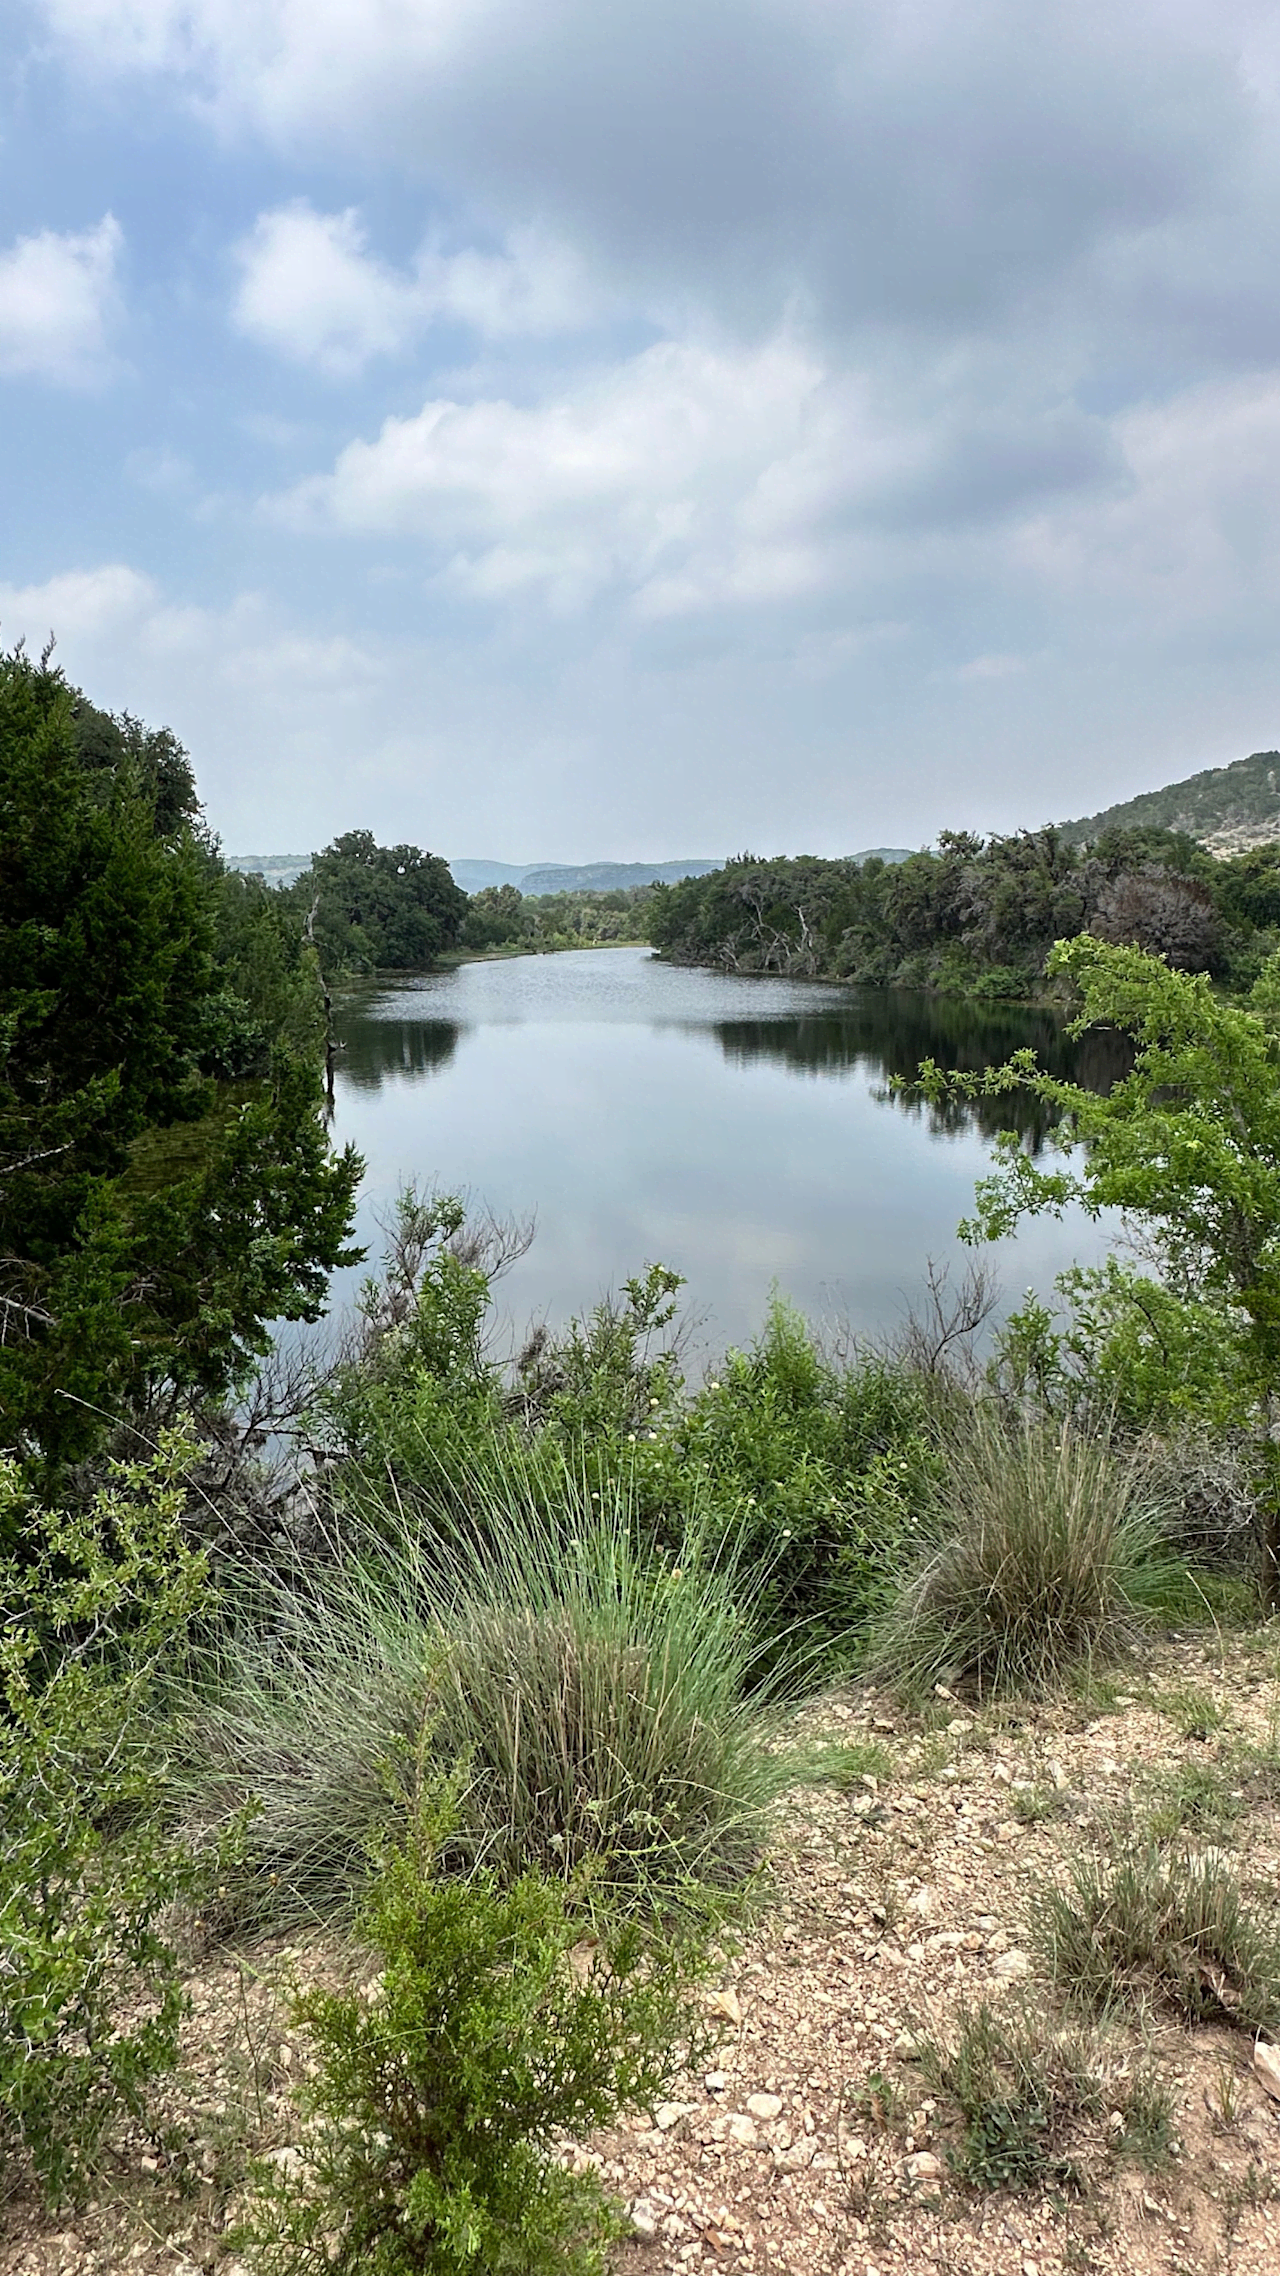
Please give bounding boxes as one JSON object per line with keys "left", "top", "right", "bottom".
{"left": 329, "top": 947, "right": 1120, "bottom": 1355}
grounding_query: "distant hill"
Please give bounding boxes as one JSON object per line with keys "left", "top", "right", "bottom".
{"left": 227, "top": 849, "right": 916, "bottom": 898}
{"left": 224, "top": 853, "right": 312, "bottom": 886}
{"left": 449, "top": 857, "right": 724, "bottom": 897}
{"left": 1060, "top": 751, "right": 1280, "bottom": 856}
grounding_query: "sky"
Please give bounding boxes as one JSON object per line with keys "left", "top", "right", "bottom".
{"left": 3, "top": 3, "right": 1280, "bottom": 861}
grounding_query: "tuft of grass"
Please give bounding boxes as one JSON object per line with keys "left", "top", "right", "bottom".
{"left": 1154, "top": 1683, "right": 1230, "bottom": 1741}
{"left": 908, "top": 1996, "right": 1171, "bottom": 2193}
{"left": 1039, "top": 1839, "right": 1280, "bottom": 2033}
{"left": 1011, "top": 1784, "right": 1069, "bottom": 1826}
{"left": 867, "top": 1411, "right": 1176, "bottom": 1700}
{"left": 1144, "top": 1761, "right": 1243, "bottom": 1843}
{"left": 797, "top": 1737, "right": 894, "bottom": 1790}
{"left": 174, "top": 1452, "right": 791, "bottom": 1929}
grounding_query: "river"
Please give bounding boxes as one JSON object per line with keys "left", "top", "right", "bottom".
{"left": 328, "top": 945, "right": 1119, "bottom": 1360}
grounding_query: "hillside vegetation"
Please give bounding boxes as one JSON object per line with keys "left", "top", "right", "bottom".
{"left": 647, "top": 826, "right": 1280, "bottom": 997}
{"left": 1060, "top": 748, "right": 1280, "bottom": 854}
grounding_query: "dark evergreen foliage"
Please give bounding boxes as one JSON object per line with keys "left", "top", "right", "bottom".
{"left": 646, "top": 826, "right": 1268, "bottom": 995}
{"left": 0, "top": 645, "right": 361, "bottom": 1473}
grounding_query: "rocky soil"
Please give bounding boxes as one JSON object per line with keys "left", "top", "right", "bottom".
{"left": 4, "top": 1631, "right": 1280, "bottom": 2276}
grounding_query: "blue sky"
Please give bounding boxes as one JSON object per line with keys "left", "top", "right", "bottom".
{"left": 4, "top": 1, "right": 1280, "bottom": 860}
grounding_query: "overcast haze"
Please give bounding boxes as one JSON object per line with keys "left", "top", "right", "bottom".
{"left": 3, "top": 2, "right": 1280, "bottom": 859}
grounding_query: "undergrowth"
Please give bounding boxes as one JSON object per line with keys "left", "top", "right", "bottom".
{"left": 238, "top": 1797, "right": 710, "bottom": 2276}
{"left": 1040, "top": 1838, "right": 1280, "bottom": 2033}
{"left": 907, "top": 1995, "right": 1172, "bottom": 2193}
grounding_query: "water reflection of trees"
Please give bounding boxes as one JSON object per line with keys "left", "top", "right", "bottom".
{"left": 336, "top": 1018, "right": 461, "bottom": 1091}
{"left": 711, "top": 990, "right": 1131, "bottom": 1150}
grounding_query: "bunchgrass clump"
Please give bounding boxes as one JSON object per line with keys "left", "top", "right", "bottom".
{"left": 868, "top": 1410, "right": 1174, "bottom": 1699}
{"left": 176, "top": 1452, "right": 790, "bottom": 1928}
{"left": 1040, "top": 1839, "right": 1280, "bottom": 2033}
{"left": 238, "top": 1797, "right": 711, "bottom": 2276}
{"left": 908, "top": 1995, "right": 1172, "bottom": 2193}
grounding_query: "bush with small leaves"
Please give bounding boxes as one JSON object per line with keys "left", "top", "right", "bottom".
{"left": 0, "top": 1438, "right": 212, "bottom": 2204}
{"left": 238, "top": 1802, "right": 711, "bottom": 2276}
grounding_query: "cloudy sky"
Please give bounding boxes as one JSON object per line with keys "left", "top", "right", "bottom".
{"left": 3, "top": 1, "right": 1280, "bottom": 860}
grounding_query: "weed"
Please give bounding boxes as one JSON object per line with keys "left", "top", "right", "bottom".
{"left": 1144, "top": 1761, "right": 1242, "bottom": 1843}
{"left": 908, "top": 1996, "right": 1171, "bottom": 2194}
{"left": 1012, "top": 1785, "right": 1069, "bottom": 1825}
{"left": 1206, "top": 2051, "right": 1247, "bottom": 2134}
{"left": 1040, "top": 1839, "right": 1280, "bottom": 2033}
{"left": 1156, "top": 1683, "right": 1230, "bottom": 1741}
{"left": 868, "top": 1412, "right": 1177, "bottom": 1700}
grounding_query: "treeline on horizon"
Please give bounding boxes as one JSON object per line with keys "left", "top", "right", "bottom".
{"left": 646, "top": 828, "right": 1280, "bottom": 997}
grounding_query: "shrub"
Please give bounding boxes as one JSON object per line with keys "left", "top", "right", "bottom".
{"left": 868, "top": 1409, "right": 1173, "bottom": 1698}
{"left": 0, "top": 1439, "right": 210, "bottom": 2204}
{"left": 177, "top": 1453, "right": 788, "bottom": 1929}
{"left": 908, "top": 1995, "right": 1171, "bottom": 2192}
{"left": 322, "top": 1206, "right": 944, "bottom": 1674}
{"left": 630, "top": 1300, "right": 944, "bottom": 1667}
{"left": 1040, "top": 1839, "right": 1280, "bottom": 2033}
{"left": 238, "top": 1802, "right": 710, "bottom": 2276}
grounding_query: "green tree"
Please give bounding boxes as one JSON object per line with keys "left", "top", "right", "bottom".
{"left": 919, "top": 934, "right": 1280, "bottom": 1604}
{"left": 0, "top": 645, "right": 361, "bottom": 1473}
{"left": 298, "top": 831, "right": 467, "bottom": 972}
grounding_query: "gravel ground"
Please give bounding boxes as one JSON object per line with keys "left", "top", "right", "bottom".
{"left": 4, "top": 1630, "right": 1280, "bottom": 2276}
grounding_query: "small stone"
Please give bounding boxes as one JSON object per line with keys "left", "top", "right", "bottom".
{"left": 704, "top": 2069, "right": 728, "bottom": 2093}
{"left": 727, "top": 2113, "right": 761, "bottom": 2148}
{"left": 907, "top": 2151, "right": 945, "bottom": 2182}
{"left": 707, "top": 1986, "right": 742, "bottom": 2026}
{"left": 654, "top": 2100, "right": 691, "bottom": 2131}
{"left": 746, "top": 2092, "right": 783, "bottom": 2121}
{"left": 992, "top": 1948, "right": 1031, "bottom": 1981}
{"left": 630, "top": 2197, "right": 660, "bottom": 2241}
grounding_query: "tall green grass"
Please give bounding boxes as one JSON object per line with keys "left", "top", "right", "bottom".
{"left": 174, "top": 1449, "right": 791, "bottom": 1929}
{"left": 868, "top": 1408, "right": 1177, "bottom": 1698}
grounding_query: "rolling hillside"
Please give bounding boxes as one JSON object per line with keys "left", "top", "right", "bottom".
{"left": 1061, "top": 750, "right": 1280, "bottom": 855}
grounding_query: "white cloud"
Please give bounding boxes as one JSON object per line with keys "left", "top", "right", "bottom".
{"left": 233, "top": 204, "right": 418, "bottom": 376}
{"left": 1012, "top": 374, "right": 1280, "bottom": 629}
{"left": 233, "top": 202, "right": 601, "bottom": 375}
{"left": 0, "top": 215, "right": 122, "bottom": 384}
{"left": 0, "top": 562, "right": 154, "bottom": 641}
{"left": 273, "top": 334, "right": 863, "bottom": 611}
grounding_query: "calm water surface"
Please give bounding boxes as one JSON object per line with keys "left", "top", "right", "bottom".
{"left": 329, "top": 946, "right": 1118, "bottom": 1357}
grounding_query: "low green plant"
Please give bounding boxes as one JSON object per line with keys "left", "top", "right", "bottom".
{"left": 238, "top": 1800, "right": 710, "bottom": 2276}
{"left": 1144, "top": 1760, "right": 1243, "bottom": 1843}
{"left": 909, "top": 1996, "right": 1171, "bottom": 2193}
{"left": 799, "top": 1737, "right": 895, "bottom": 1790}
{"left": 0, "top": 1438, "right": 211, "bottom": 2204}
{"left": 1011, "top": 1783, "right": 1069, "bottom": 1825}
{"left": 868, "top": 1409, "right": 1176, "bottom": 1699}
{"left": 1040, "top": 1839, "right": 1280, "bottom": 2032}
{"left": 178, "top": 1452, "right": 788, "bottom": 1928}
{"left": 1155, "top": 1683, "right": 1230, "bottom": 1741}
